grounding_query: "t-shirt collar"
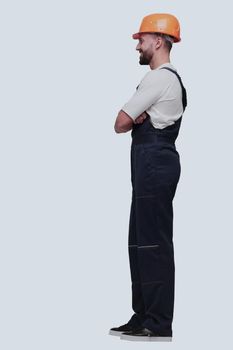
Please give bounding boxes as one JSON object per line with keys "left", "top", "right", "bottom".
{"left": 153, "top": 62, "right": 176, "bottom": 71}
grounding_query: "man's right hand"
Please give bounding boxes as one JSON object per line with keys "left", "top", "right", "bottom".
{"left": 134, "top": 112, "right": 148, "bottom": 124}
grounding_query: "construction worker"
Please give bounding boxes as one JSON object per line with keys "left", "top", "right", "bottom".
{"left": 109, "top": 13, "right": 187, "bottom": 342}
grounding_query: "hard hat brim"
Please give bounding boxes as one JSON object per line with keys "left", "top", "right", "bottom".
{"left": 132, "top": 33, "right": 141, "bottom": 39}
{"left": 132, "top": 31, "right": 181, "bottom": 42}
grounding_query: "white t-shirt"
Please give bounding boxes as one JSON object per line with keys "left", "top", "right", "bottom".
{"left": 121, "top": 62, "right": 183, "bottom": 129}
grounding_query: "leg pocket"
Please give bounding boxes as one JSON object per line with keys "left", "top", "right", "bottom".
{"left": 141, "top": 144, "right": 161, "bottom": 173}
{"left": 134, "top": 144, "right": 160, "bottom": 196}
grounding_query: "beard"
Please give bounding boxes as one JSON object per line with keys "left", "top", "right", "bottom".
{"left": 139, "top": 50, "right": 153, "bottom": 65}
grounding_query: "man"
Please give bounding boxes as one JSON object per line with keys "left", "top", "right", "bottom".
{"left": 110, "top": 13, "right": 187, "bottom": 342}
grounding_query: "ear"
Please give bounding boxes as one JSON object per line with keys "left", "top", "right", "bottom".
{"left": 154, "top": 36, "right": 162, "bottom": 49}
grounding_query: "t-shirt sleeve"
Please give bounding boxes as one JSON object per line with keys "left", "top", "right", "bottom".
{"left": 121, "top": 70, "right": 170, "bottom": 121}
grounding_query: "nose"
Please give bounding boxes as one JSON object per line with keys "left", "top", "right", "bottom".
{"left": 136, "top": 43, "right": 140, "bottom": 51}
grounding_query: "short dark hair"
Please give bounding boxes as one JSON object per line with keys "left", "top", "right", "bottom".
{"left": 153, "top": 33, "right": 174, "bottom": 52}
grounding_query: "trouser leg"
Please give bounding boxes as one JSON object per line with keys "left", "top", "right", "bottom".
{"left": 127, "top": 193, "right": 146, "bottom": 327}
{"left": 133, "top": 143, "right": 180, "bottom": 336}
{"left": 135, "top": 185, "right": 176, "bottom": 336}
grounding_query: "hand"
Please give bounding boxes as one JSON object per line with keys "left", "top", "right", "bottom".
{"left": 134, "top": 112, "right": 148, "bottom": 124}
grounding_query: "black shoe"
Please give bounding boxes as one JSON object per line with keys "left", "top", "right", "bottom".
{"left": 120, "top": 327, "right": 172, "bottom": 342}
{"left": 109, "top": 323, "right": 138, "bottom": 337}
{"left": 117, "top": 325, "right": 143, "bottom": 335}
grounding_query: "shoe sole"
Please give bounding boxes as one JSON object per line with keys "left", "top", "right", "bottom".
{"left": 120, "top": 334, "right": 172, "bottom": 342}
{"left": 109, "top": 330, "right": 125, "bottom": 336}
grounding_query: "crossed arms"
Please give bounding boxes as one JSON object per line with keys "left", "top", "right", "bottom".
{"left": 114, "top": 110, "right": 148, "bottom": 133}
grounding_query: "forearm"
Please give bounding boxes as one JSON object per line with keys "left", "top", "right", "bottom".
{"left": 114, "top": 110, "right": 134, "bottom": 133}
{"left": 114, "top": 111, "right": 148, "bottom": 133}
{"left": 114, "top": 123, "right": 133, "bottom": 133}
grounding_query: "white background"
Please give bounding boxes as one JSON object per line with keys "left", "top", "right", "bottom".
{"left": 0, "top": 0, "right": 232, "bottom": 349}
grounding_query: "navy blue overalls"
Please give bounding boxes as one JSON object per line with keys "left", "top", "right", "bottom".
{"left": 127, "top": 67, "right": 187, "bottom": 336}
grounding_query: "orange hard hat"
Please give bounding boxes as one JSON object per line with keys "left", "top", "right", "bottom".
{"left": 132, "top": 13, "right": 181, "bottom": 43}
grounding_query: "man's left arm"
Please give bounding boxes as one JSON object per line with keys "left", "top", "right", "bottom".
{"left": 114, "top": 70, "right": 167, "bottom": 134}
{"left": 114, "top": 110, "right": 148, "bottom": 133}
{"left": 114, "top": 110, "right": 134, "bottom": 133}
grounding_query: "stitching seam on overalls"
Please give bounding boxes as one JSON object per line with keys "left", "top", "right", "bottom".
{"left": 128, "top": 245, "right": 160, "bottom": 249}
{"left": 138, "top": 245, "right": 159, "bottom": 249}
{"left": 141, "top": 280, "right": 163, "bottom": 286}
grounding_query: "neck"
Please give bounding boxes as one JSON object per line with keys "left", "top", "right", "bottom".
{"left": 149, "top": 53, "right": 171, "bottom": 70}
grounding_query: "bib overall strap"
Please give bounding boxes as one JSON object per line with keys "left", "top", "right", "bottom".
{"left": 160, "top": 67, "right": 187, "bottom": 112}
